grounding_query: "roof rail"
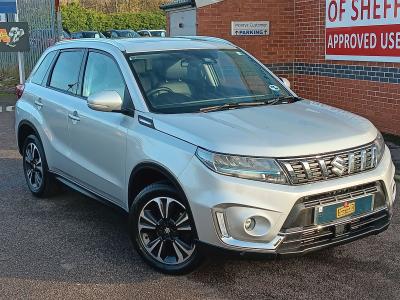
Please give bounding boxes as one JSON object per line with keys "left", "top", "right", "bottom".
{"left": 55, "top": 38, "right": 126, "bottom": 51}
{"left": 174, "top": 36, "right": 235, "bottom": 46}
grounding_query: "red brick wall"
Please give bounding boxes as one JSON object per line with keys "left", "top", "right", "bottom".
{"left": 295, "top": 75, "right": 400, "bottom": 134}
{"left": 197, "top": 0, "right": 295, "bottom": 84}
{"left": 194, "top": 0, "right": 400, "bottom": 136}
{"left": 294, "top": 0, "right": 400, "bottom": 136}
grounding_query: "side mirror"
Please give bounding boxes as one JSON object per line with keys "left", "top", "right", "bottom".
{"left": 87, "top": 91, "right": 123, "bottom": 112}
{"left": 280, "top": 77, "right": 291, "bottom": 89}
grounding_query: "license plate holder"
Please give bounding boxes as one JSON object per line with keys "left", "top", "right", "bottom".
{"left": 314, "top": 195, "right": 374, "bottom": 225}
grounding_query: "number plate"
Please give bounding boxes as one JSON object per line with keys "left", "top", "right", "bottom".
{"left": 314, "top": 195, "right": 374, "bottom": 225}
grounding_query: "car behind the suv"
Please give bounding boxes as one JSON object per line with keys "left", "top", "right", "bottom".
{"left": 138, "top": 29, "right": 166, "bottom": 37}
{"left": 102, "top": 29, "right": 141, "bottom": 39}
{"left": 15, "top": 37, "right": 397, "bottom": 274}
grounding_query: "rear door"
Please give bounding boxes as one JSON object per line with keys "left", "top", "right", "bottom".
{"left": 35, "top": 49, "right": 85, "bottom": 173}
{"left": 65, "top": 50, "right": 130, "bottom": 206}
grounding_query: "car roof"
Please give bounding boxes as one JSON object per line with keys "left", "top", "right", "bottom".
{"left": 55, "top": 37, "right": 237, "bottom": 53}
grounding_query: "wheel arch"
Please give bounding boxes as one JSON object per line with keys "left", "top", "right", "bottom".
{"left": 17, "top": 120, "right": 42, "bottom": 155}
{"left": 128, "top": 162, "right": 199, "bottom": 239}
{"left": 128, "top": 162, "right": 187, "bottom": 209}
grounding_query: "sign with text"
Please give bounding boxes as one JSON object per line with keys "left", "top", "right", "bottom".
{"left": 0, "top": 22, "right": 29, "bottom": 52}
{"left": 0, "top": 0, "right": 16, "bottom": 14}
{"left": 231, "top": 21, "right": 270, "bottom": 36}
{"left": 326, "top": 0, "right": 400, "bottom": 62}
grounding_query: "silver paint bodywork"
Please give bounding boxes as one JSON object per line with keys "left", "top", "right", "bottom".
{"left": 15, "top": 38, "right": 396, "bottom": 253}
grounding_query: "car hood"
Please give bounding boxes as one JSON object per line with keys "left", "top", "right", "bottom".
{"left": 152, "top": 100, "right": 378, "bottom": 157}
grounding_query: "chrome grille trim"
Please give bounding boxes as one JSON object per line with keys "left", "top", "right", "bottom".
{"left": 278, "top": 142, "right": 377, "bottom": 185}
{"left": 301, "top": 183, "right": 379, "bottom": 208}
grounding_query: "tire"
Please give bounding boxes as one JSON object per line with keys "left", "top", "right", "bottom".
{"left": 22, "top": 134, "right": 59, "bottom": 198}
{"left": 129, "top": 182, "right": 203, "bottom": 274}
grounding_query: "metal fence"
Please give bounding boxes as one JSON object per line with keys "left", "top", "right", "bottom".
{"left": 0, "top": 0, "right": 61, "bottom": 76}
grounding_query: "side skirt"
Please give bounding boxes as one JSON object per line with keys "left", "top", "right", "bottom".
{"left": 51, "top": 171, "right": 128, "bottom": 216}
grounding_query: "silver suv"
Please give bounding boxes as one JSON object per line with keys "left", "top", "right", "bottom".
{"left": 15, "top": 37, "right": 397, "bottom": 274}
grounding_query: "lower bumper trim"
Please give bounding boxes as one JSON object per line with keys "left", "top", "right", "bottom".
{"left": 277, "top": 209, "right": 390, "bottom": 256}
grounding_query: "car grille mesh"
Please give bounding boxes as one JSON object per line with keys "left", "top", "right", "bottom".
{"left": 278, "top": 143, "right": 377, "bottom": 185}
{"left": 301, "top": 183, "right": 379, "bottom": 208}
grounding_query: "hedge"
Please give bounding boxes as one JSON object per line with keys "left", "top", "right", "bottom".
{"left": 61, "top": 3, "right": 166, "bottom": 33}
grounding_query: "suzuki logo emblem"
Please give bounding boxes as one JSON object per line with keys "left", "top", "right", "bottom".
{"left": 330, "top": 146, "right": 377, "bottom": 177}
{"left": 331, "top": 156, "right": 346, "bottom": 176}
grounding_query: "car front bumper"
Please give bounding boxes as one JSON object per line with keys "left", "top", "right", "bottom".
{"left": 179, "top": 146, "right": 396, "bottom": 254}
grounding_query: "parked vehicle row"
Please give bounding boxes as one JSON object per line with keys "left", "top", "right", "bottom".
{"left": 63, "top": 29, "right": 167, "bottom": 40}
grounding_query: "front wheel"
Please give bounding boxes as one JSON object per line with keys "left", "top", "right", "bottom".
{"left": 129, "top": 183, "right": 202, "bottom": 274}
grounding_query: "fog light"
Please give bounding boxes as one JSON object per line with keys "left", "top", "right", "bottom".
{"left": 244, "top": 217, "right": 256, "bottom": 231}
{"left": 216, "top": 212, "right": 229, "bottom": 238}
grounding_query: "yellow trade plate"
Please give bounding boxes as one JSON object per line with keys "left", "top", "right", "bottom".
{"left": 336, "top": 202, "right": 356, "bottom": 219}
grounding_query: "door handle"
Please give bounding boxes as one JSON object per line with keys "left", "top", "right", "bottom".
{"left": 34, "top": 98, "right": 43, "bottom": 109}
{"left": 68, "top": 111, "right": 80, "bottom": 122}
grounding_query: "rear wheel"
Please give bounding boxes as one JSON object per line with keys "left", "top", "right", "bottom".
{"left": 129, "top": 182, "right": 202, "bottom": 274}
{"left": 22, "top": 135, "right": 59, "bottom": 197}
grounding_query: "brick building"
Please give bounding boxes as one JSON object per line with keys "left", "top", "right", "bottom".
{"left": 161, "top": 0, "right": 400, "bottom": 136}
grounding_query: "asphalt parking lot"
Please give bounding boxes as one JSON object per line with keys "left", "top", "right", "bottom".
{"left": 0, "top": 95, "right": 399, "bottom": 300}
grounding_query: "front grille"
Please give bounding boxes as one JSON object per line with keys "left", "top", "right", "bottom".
{"left": 278, "top": 143, "right": 377, "bottom": 185}
{"left": 302, "top": 182, "right": 378, "bottom": 208}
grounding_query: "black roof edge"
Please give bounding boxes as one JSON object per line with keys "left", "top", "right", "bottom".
{"left": 160, "top": 0, "right": 196, "bottom": 10}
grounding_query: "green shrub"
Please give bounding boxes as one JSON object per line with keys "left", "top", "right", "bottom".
{"left": 61, "top": 3, "right": 166, "bottom": 33}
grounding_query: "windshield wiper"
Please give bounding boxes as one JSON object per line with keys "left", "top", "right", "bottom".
{"left": 200, "top": 96, "right": 302, "bottom": 113}
{"left": 267, "top": 96, "right": 302, "bottom": 105}
{"left": 200, "top": 101, "right": 268, "bottom": 113}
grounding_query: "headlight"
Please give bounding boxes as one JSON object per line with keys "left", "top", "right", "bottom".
{"left": 196, "top": 148, "right": 288, "bottom": 184}
{"left": 373, "top": 131, "right": 385, "bottom": 165}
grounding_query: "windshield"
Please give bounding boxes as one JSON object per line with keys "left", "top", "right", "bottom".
{"left": 128, "top": 49, "right": 291, "bottom": 113}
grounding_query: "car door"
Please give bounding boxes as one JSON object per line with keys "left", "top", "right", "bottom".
{"left": 35, "top": 49, "right": 85, "bottom": 173}
{"left": 65, "top": 50, "right": 130, "bottom": 206}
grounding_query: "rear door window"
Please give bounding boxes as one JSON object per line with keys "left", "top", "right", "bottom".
{"left": 31, "top": 51, "right": 56, "bottom": 86}
{"left": 49, "top": 50, "right": 84, "bottom": 95}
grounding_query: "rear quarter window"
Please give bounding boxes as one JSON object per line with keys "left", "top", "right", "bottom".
{"left": 30, "top": 51, "right": 57, "bottom": 86}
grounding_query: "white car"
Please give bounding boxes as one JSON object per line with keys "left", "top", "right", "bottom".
{"left": 15, "top": 37, "right": 397, "bottom": 274}
{"left": 137, "top": 29, "right": 167, "bottom": 37}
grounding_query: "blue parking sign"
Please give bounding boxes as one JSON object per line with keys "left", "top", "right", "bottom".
{"left": 0, "top": 0, "right": 17, "bottom": 14}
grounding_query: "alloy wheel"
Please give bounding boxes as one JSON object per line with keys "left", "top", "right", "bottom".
{"left": 138, "top": 197, "right": 196, "bottom": 265}
{"left": 24, "top": 142, "right": 43, "bottom": 191}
